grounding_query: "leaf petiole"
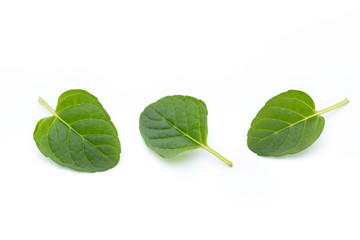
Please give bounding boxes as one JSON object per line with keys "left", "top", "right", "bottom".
{"left": 38, "top": 97, "right": 58, "bottom": 117}
{"left": 316, "top": 98, "right": 349, "bottom": 115}
{"left": 202, "top": 145, "right": 233, "bottom": 167}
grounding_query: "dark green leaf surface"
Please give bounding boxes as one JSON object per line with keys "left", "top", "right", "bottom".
{"left": 139, "top": 95, "right": 232, "bottom": 167}
{"left": 34, "top": 90, "right": 121, "bottom": 172}
{"left": 247, "top": 90, "right": 349, "bottom": 156}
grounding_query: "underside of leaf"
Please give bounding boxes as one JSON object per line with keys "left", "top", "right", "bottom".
{"left": 139, "top": 95, "right": 232, "bottom": 166}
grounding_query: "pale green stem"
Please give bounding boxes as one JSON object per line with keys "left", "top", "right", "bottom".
{"left": 316, "top": 98, "right": 349, "bottom": 115}
{"left": 38, "top": 97, "right": 58, "bottom": 117}
{"left": 39, "top": 97, "right": 85, "bottom": 140}
{"left": 202, "top": 145, "right": 233, "bottom": 167}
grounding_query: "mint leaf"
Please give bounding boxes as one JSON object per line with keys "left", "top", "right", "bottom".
{"left": 139, "top": 95, "right": 232, "bottom": 167}
{"left": 34, "top": 89, "right": 121, "bottom": 172}
{"left": 247, "top": 90, "right": 349, "bottom": 156}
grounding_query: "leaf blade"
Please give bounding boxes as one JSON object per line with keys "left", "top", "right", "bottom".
{"left": 139, "top": 96, "right": 204, "bottom": 158}
{"left": 139, "top": 95, "right": 232, "bottom": 166}
{"left": 34, "top": 89, "right": 121, "bottom": 172}
{"left": 247, "top": 90, "right": 347, "bottom": 156}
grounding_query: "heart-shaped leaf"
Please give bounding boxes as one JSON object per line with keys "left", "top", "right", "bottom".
{"left": 247, "top": 90, "right": 349, "bottom": 156}
{"left": 34, "top": 89, "right": 121, "bottom": 172}
{"left": 139, "top": 95, "right": 232, "bottom": 167}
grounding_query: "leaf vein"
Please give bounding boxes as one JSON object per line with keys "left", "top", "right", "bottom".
{"left": 266, "top": 106, "right": 306, "bottom": 118}
{"left": 148, "top": 135, "right": 184, "bottom": 140}
{"left": 276, "top": 96, "right": 315, "bottom": 112}
{"left": 148, "top": 108, "right": 205, "bottom": 149}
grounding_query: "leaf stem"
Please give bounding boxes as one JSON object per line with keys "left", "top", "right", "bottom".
{"left": 317, "top": 98, "right": 349, "bottom": 115}
{"left": 38, "top": 96, "right": 85, "bottom": 141}
{"left": 202, "top": 145, "right": 233, "bottom": 167}
{"left": 38, "top": 97, "right": 58, "bottom": 117}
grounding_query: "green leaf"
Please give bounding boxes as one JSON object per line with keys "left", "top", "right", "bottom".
{"left": 139, "top": 95, "right": 232, "bottom": 167}
{"left": 34, "top": 89, "right": 121, "bottom": 172}
{"left": 247, "top": 90, "right": 349, "bottom": 156}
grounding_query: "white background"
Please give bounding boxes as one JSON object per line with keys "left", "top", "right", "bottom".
{"left": 0, "top": 1, "right": 359, "bottom": 239}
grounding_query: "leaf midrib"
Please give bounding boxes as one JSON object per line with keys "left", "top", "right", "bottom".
{"left": 150, "top": 107, "right": 207, "bottom": 149}
{"left": 251, "top": 109, "right": 321, "bottom": 146}
{"left": 40, "top": 97, "right": 116, "bottom": 164}
{"left": 56, "top": 114, "right": 116, "bottom": 163}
